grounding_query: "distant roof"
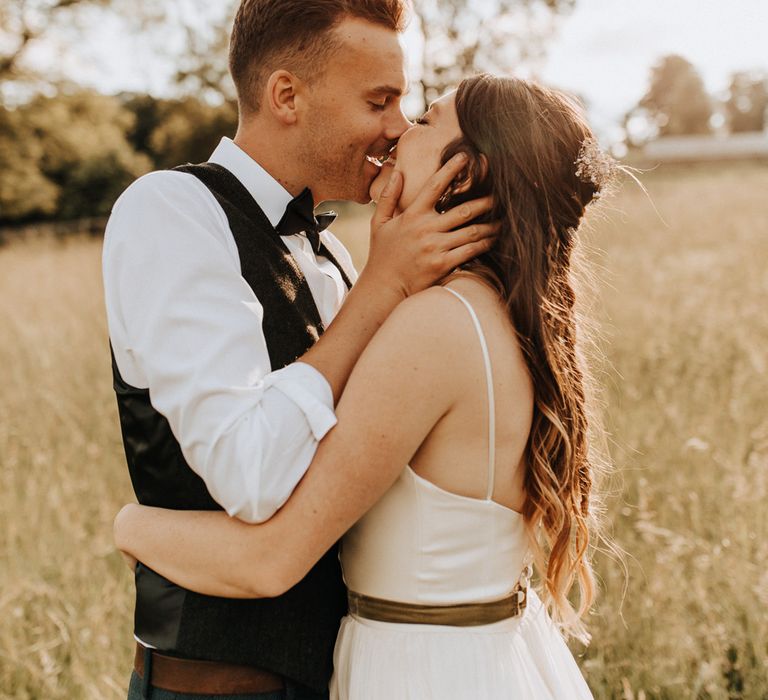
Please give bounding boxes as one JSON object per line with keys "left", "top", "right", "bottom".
{"left": 640, "top": 132, "right": 768, "bottom": 163}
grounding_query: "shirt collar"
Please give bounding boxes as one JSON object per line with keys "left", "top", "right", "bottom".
{"left": 208, "top": 137, "right": 293, "bottom": 229}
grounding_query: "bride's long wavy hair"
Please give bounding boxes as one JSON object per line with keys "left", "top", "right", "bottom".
{"left": 439, "top": 74, "right": 610, "bottom": 639}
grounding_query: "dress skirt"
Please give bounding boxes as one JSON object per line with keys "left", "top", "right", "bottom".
{"left": 329, "top": 590, "right": 594, "bottom": 700}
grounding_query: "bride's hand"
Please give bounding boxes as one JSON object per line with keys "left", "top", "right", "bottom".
{"left": 365, "top": 153, "right": 498, "bottom": 298}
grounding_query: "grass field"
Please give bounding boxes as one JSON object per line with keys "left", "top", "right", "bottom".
{"left": 1, "top": 162, "right": 766, "bottom": 698}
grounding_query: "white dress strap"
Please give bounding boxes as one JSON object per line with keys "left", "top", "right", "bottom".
{"left": 443, "top": 286, "right": 496, "bottom": 501}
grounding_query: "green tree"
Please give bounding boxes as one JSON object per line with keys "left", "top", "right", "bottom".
{"left": 29, "top": 91, "right": 152, "bottom": 218}
{"left": 121, "top": 93, "right": 167, "bottom": 159}
{"left": 144, "top": 97, "right": 238, "bottom": 168}
{"left": 0, "top": 107, "right": 59, "bottom": 219}
{"left": 412, "top": 0, "right": 575, "bottom": 110}
{"left": 0, "top": 91, "right": 151, "bottom": 222}
{"left": 635, "top": 54, "right": 713, "bottom": 138}
{"left": 725, "top": 71, "right": 768, "bottom": 133}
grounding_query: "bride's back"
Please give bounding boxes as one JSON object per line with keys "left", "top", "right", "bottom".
{"left": 408, "top": 272, "right": 534, "bottom": 514}
{"left": 340, "top": 270, "right": 534, "bottom": 604}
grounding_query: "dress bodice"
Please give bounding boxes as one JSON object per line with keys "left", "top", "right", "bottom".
{"left": 340, "top": 286, "right": 531, "bottom": 605}
{"left": 340, "top": 464, "right": 529, "bottom": 604}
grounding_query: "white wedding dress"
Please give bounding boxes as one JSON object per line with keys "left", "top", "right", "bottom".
{"left": 330, "top": 287, "right": 594, "bottom": 699}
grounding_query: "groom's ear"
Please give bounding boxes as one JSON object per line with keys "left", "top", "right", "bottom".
{"left": 265, "top": 70, "right": 302, "bottom": 126}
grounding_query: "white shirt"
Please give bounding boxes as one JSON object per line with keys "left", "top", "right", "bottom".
{"left": 103, "top": 137, "right": 358, "bottom": 524}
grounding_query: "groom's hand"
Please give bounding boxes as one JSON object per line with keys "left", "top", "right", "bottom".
{"left": 365, "top": 153, "right": 498, "bottom": 298}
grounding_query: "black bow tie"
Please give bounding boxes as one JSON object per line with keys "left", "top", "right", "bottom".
{"left": 276, "top": 187, "right": 337, "bottom": 254}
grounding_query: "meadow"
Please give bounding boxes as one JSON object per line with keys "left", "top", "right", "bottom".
{"left": 0, "top": 162, "right": 766, "bottom": 699}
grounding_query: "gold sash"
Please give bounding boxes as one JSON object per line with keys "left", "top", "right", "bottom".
{"left": 348, "top": 585, "right": 528, "bottom": 627}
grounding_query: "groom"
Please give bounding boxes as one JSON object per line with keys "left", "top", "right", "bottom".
{"left": 104, "top": 1, "right": 495, "bottom": 698}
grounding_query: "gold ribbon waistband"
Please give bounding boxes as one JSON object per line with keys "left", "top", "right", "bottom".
{"left": 347, "top": 585, "right": 528, "bottom": 627}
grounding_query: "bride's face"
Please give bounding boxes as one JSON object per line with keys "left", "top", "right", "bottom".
{"left": 369, "top": 91, "right": 462, "bottom": 210}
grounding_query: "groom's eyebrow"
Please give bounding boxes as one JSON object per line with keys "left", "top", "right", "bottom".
{"left": 368, "top": 84, "right": 411, "bottom": 98}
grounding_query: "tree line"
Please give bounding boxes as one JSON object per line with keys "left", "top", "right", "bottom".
{"left": 0, "top": 92, "right": 238, "bottom": 223}
{"left": 0, "top": 0, "right": 574, "bottom": 225}
{"left": 626, "top": 54, "right": 767, "bottom": 145}
{"left": 1, "top": 2, "right": 765, "bottom": 224}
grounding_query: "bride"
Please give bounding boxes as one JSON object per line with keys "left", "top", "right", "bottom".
{"left": 115, "top": 73, "right": 612, "bottom": 699}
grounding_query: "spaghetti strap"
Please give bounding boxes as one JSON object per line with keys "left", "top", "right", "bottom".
{"left": 442, "top": 286, "right": 496, "bottom": 501}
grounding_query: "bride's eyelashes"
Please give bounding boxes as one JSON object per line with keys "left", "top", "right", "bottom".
{"left": 414, "top": 115, "right": 429, "bottom": 125}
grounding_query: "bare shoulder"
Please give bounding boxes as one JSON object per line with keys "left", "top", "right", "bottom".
{"left": 379, "top": 283, "right": 476, "bottom": 351}
{"left": 357, "top": 284, "right": 480, "bottom": 389}
{"left": 438, "top": 271, "right": 523, "bottom": 339}
{"left": 440, "top": 270, "right": 505, "bottom": 311}
{"left": 389, "top": 283, "right": 466, "bottom": 325}
{"left": 438, "top": 271, "right": 533, "bottom": 385}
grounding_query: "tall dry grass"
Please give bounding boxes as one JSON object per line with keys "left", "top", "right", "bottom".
{"left": 578, "top": 163, "right": 768, "bottom": 699}
{"left": 0, "top": 237, "right": 133, "bottom": 698}
{"left": 0, "top": 163, "right": 766, "bottom": 698}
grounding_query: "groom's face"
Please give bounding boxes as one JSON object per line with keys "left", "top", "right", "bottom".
{"left": 298, "top": 17, "right": 410, "bottom": 204}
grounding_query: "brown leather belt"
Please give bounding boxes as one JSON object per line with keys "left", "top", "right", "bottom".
{"left": 134, "top": 643, "right": 284, "bottom": 694}
{"left": 348, "top": 584, "right": 528, "bottom": 627}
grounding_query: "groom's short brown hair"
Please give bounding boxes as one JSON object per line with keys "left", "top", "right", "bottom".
{"left": 229, "top": 0, "right": 410, "bottom": 115}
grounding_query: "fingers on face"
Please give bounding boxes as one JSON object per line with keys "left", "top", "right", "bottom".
{"left": 416, "top": 153, "right": 470, "bottom": 209}
{"left": 384, "top": 170, "right": 402, "bottom": 197}
{"left": 372, "top": 171, "right": 403, "bottom": 225}
{"left": 452, "top": 221, "right": 500, "bottom": 246}
{"left": 443, "top": 237, "right": 497, "bottom": 270}
{"left": 438, "top": 195, "right": 494, "bottom": 230}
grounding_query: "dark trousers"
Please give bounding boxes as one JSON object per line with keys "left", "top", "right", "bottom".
{"left": 127, "top": 670, "right": 329, "bottom": 700}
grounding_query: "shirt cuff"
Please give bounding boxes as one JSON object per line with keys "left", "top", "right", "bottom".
{"left": 262, "top": 362, "right": 338, "bottom": 440}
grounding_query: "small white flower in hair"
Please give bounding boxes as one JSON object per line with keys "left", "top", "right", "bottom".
{"left": 574, "top": 137, "right": 619, "bottom": 196}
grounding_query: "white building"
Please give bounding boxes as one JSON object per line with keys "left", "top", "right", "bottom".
{"left": 638, "top": 130, "right": 768, "bottom": 164}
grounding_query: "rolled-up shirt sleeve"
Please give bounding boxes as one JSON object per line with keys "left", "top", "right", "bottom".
{"left": 103, "top": 171, "right": 337, "bottom": 523}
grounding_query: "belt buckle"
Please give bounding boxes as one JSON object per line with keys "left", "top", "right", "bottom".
{"left": 513, "top": 562, "right": 533, "bottom": 615}
{"left": 513, "top": 582, "right": 527, "bottom": 614}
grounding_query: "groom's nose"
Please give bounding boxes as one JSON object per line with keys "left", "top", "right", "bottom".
{"left": 383, "top": 105, "right": 412, "bottom": 141}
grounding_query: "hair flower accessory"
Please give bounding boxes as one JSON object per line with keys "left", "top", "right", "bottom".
{"left": 574, "top": 137, "right": 619, "bottom": 197}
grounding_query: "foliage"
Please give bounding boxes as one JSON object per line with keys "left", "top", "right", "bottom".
{"left": 1, "top": 0, "right": 579, "bottom": 221}
{"left": 120, "top": 93, "right": 237, "bottom": 168}
{"left": 144, "top": 98, "right": 238, "bottom": 169}
{"left": 412, "top": 0, "right": 575, "bottom": 109}
{"left": 0, "top": 91, "right": 238, "bottom": 223}
{"left": 0, "top": 91, "right": 152, "bottom": 222}
{"left": 626, "top": 55, "right": 713, "bottom": 144}
{"left": 0, "top": 108, "right": 60, "bottom": 219}
{"left": 726, "top": 71, "right": 768, "bottom": 133}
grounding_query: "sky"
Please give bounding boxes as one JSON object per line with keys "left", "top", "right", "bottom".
{"left": 22, "top": 0, "right": 768, "bottom": 144}
{"left": 537, "top": 0, "right": 768, "bottom": 140}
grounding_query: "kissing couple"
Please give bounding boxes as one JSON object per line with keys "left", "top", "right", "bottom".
{"left": 106, "top": 0, "right": 609, "bottom": 698}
